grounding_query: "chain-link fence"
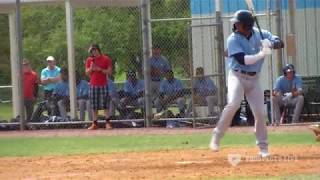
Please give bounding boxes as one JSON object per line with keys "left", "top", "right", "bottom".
{"left": 1, "top": 0, "right": 320, "bottom": 130}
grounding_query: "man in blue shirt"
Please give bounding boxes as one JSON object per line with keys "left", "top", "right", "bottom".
{"left": 272, "top": 64, "right": 304, "bottom": 124}
{"left": 40, "top": 56, "right": 61, "bottom": 100}
{"left": 120, "top": 71, "right": 145, "bottom": 113}
{"left": 155, "top": 70, "right": 186, "bottom": 117}
{"left": 186, "top": 67, "right": 218, "bottom": 117}
{"left": 108, "top": 77, "right": 120, "bottom": 118}
{"left": 75, "top": 72, "right": 92, "bottom": 121}
{"left": 53, "top": 69, "right": 92, "bottom": 121}
{"left": 52, "top": 68, "right": 69, "bottom": 119}
{"left": 149, "top": 46, "right": 171, "bottom": 100}
{"left": 209, "top": 10, "right": 284, "bottom": 157}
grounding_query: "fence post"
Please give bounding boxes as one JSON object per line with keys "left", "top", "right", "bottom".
{"left": 9, "top": 0, "right": 25, "bottom": 130}
{"left": 141, "top": 0, "right": 152, "bottom": 127}
{"left": 275, "top": 0, "right": 283, "bottom": 75}
{"left": 215, "top": 3, "right": 226, "bottom": 111}
{"left": 65, "top": 0, "right": 77, "bottom": 119}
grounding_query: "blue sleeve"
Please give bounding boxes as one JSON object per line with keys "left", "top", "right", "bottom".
{"left": 163, "top": 57, "right": 171, "bottom": 71}
{"left": 295, "top": 76, "right": 303, "bottom": 89}
{"left": 139, "top": 80, "right": 144, "bottom": 92}
{"left": 82, "top": 81, "right": 89, "bottom": 96}
{"left": 159, "top": 81, "right": 166, "bottom": 93}
{"left": 124, "top": 81, "right": 130, "bottom": 93}
{"left": 40, "top": 69, "right": 47, "bottom": 80}
{"left": 227, "top": 36, "right": 244, "bottom": 56}
{"left": 176, "top": 80, "right": 184, "bottom": 90}
{"left": 206, "top": 78, "right": 215, "bottom": 91}
{"left": 274, "top": 77, "right": 282, "bottom": 92}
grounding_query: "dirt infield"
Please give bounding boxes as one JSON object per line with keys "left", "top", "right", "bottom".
{"left": 0, "top": 145, "right": 319, "bottom": 179}
{"left": 0, "top": 125, "right": 319, "bottom": 179}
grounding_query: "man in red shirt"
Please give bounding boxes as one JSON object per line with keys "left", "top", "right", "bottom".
{"left": 85, "top": 44, "right": 113, "bottom": 130}
{"left": 23, "top": 59, "right": 39, "bottom": 122}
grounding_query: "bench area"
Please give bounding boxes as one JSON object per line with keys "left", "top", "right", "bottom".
{"left": 300, "top": 76, "right": 320, "bottom": 121}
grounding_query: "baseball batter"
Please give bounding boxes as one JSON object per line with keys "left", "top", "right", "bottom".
{"left": 209, "top": 10, "right": 284, "bottom": 157}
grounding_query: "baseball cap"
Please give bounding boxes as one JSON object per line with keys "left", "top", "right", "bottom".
{"left": 46, "top": 56, "right": 55, "bottom": 61}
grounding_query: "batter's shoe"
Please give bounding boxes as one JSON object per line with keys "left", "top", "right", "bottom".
{"left": 88, "top": 121, "right": 98, "bottom": 130}
{"left": 258, "top": 149, "right": 270, "bottom": 158}
{"left": 209, "top": 133, "right": 219, "bottom": 152}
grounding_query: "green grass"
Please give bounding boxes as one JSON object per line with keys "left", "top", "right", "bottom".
{"left": 0, "top": 103, "right": 12, "bottom": 121}
{"left": 0, "top": 132, "right": 317, "bottom": 157}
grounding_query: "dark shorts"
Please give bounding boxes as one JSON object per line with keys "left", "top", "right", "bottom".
{"left": 89, "top": 86, "right": 109, "bottom": 110}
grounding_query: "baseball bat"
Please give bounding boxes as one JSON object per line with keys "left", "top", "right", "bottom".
{"left": 245, "top": 0, "right": 264, "bottom": 39}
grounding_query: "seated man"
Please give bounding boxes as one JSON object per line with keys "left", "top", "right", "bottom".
{"left": 186, "top": 67, "right": 218, "bottom": 117}
{"left": 120, "top": 70, "right": 144, "bottom": 118}
{"left": 52, "top": 68, "right": 69, "bottom": 119}
{"left": 272, "top": 64, "right": 304, "bottom": 124}
{"left": 53, "top": 68, "right": 92, "bottom": 121}
{"left": 75, "top": 72, "right": 92, "bottom": 121}
{"left": 155, "top": 70, "right": 186, "bottom": 117}
{"left": 108, "top": 77, "right": 121, "bottom": 119}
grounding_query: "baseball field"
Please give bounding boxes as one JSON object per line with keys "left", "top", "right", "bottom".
{"left": 0, "top": 126, "right": 319, "bottom": 179}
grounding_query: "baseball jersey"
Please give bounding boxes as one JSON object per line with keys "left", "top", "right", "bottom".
{"left": 124, "top": 79, "right": 144, "bottom": 97}
{"left": 227, "top": 27, "right": 279, "bottom": 73}
{"left": 274, "top": 75, "right": 303, "bottom": 94}
{"left": 41, "top": 66, "right": 60, "bottom": 91}
{"left": 193, "top": 77, "right": 216, "bottom": 96}
{"left": 77, "top": 80, "right": 89, "bottom": 98}
{"left": 53, "top": 81, "right": 69, "bottom": 97}
{"left": 159, "top": 78, "right": 184, "bottom": 95}
{"left": 107, "top": 79, "right": 118, "bottom": 97}
{"left": 23, "top": 70, "right": 38, "bottom": 100}
{"left": 85, "top": 55, "right": 112, "bottom": 87}
{"left": 149, "top": 55, "right": 171, "bottom": 81}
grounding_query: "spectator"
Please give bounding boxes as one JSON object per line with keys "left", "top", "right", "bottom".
{"left": 53, "top": 69, "right": 92, "bottom": 121}
{"left": 85, "top": 44, "right": 113, "bottom": 130}
{"left": 186, "top": 67, "right": 218, "bottom": 117}
{"left": 76, "top": 72, "right": 92, "bottom": 121}
{"left": 120, "top": 70, "right": 145, "bottom": 118}
{"left": 23, "top": 59, "right": 39, "bottom": 122}
{"left": 40, "top": 56, "right": 61, "bottom": 100}
{"left": 272, "top": 64, "right": 304, "bottom": 125}
{"left": 149, "top": 46, "right": 171, "bottom": 100}
{"left": 155, "top": 70, "right": 186, "bottom": 128}
{"left": 108, "top": 77, "right": 121, "bottom": 118}
{"left": 52, "top": 68, "right": 69, "bottom": 119}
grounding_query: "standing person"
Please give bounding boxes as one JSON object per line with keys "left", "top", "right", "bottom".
{"left": 40, "top": 56, "right": 61, "bottom": 100}
{"left": 149, "top": 46, "right": 171, "bottom": 101}
{"left": 85, "top": 44, "right": 113, "bottom": 130}
{"left": 272, "top": 64, "right": 304, "bottom": 124}
{"left": 209, "top": 10, "right": 284, "bottom": 157}
{"left": 22, "top": 59, "right": 39, "bottom": 122}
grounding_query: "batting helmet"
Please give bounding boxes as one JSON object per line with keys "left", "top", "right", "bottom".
{"left": 231, "top": 10, "right": 254, "bottom": 30}
{"left": 282, "top": 64, "right": 295, "bottom": 76}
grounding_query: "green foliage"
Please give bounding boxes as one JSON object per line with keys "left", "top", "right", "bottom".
{"left": 0, "top": 15, "right": 10, "bottom": 85}
{"left": 0, "top": 0, "right": 191, "bottom": 83}
{"left": 0, "top": 132, "right": 317, "bottom": 157}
